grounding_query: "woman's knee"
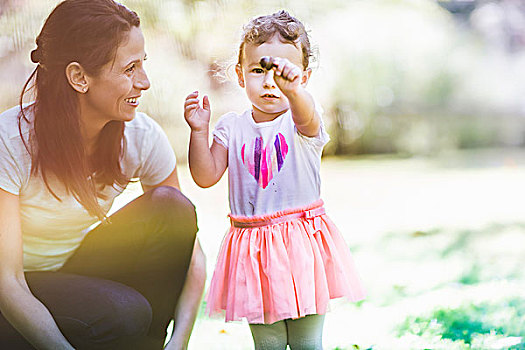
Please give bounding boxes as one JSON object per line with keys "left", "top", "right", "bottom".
{"left": 149, "top": 186, "right": 194, "bottom": 214}
{"left": 148, "top": 186, "right": 198, "bottom": 233}
{"left": 141, "top": 186, "right": 198, "bottom": 274}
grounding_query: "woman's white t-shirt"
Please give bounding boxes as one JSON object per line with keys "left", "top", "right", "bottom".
{"left": 0, "top": 105, "right": 176, "bottom": 271}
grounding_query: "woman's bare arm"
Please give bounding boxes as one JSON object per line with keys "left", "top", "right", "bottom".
{"left": 164, "top": 240, "right": 206, "bottom": 350}
{"left": 0, "top": 188, "right": 74, "bottom": 350}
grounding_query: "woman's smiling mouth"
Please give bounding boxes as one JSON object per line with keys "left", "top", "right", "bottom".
{"left": 124, "top": 97, "right": 139, "bottom": 106}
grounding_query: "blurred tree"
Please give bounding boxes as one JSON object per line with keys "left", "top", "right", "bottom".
{"left": 1, "top": 0, "right": 524, "bottom": 160}
{"left": 438, "top": 0, "right": 525, "bottom": 53}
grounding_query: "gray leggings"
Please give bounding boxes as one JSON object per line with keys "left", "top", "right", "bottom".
{"left": 249, "top": 314, "right": 325, "bottom": 350}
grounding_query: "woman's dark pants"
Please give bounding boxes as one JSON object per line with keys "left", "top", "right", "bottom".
{"left": 0, "top": 186, "right": 198, "bottom": 349}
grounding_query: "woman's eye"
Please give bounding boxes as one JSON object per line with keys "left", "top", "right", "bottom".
{"left": 125, "top": 65, "right": 135, "bottom": 74}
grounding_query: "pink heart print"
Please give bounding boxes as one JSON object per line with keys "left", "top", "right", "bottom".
{"left": 241, "top": 133, "right": 289, "bottom": 189}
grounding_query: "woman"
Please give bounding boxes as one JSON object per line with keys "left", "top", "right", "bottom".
{"left": 0, "top": 0, "right": 205, "bottom": 349}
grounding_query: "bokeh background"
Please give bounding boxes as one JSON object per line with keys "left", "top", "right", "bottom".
{"left": 1, "top": 0, "right": 525, "bottom": 349}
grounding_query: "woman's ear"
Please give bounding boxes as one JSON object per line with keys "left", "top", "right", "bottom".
{"left": 301, "top": 68, "right": 312, "bottom": 87}
{"left": 235, "top": 64, "right": 245, "bottom": 88}
{"left": 65, "top": 62, "right": 89, "bottom": 93}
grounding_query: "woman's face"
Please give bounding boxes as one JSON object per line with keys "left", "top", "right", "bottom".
{"left": 82, "top": 26, "right": 150, "bottom": 128}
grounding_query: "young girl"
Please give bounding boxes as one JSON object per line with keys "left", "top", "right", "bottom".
{"left": 184, "top": 10, "right": 365, "bottom": 349}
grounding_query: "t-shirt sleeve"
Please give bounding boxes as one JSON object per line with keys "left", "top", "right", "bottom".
{"left": 0, "top": 135, "right": 25, "bottom": 195}
{"left": 135, "top": 117, "right": 177, "bottom": 186}
{"left": 212, "top": 113, "right": 233, "bottom": 149}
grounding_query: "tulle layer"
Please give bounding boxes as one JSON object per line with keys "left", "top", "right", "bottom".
{"left": 206, "top": 200, "right": 366, "bottom": 324}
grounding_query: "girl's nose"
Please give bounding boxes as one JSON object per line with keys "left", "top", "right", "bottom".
{"left": 262, "top": 70, "right": 276, "bottom": 88}
{"left": 135, "top": 68, "right": 151, "bottom": 90}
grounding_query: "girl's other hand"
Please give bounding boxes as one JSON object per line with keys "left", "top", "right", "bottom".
{"left": 184, "top": 91, "right": 211, "bottom": 133}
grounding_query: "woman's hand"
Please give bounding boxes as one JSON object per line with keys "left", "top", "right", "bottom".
{"left": 184, "top": 91, "right": 211, "bottom": 133}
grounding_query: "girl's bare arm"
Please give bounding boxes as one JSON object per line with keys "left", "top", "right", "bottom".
{"left": 184, "top": 91, "right": 228, "bottom": 187}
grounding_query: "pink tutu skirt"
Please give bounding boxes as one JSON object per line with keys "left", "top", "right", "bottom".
{"left": 206, "top": 199, "right": 366, "bottom": 324}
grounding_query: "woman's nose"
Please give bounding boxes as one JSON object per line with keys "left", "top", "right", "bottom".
{"left": 135, "top": 68, "right": 151, "bottom": 90}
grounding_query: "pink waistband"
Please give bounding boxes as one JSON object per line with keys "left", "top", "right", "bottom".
{"left": 230, "top": 200, "right": 326, "bottom": 228}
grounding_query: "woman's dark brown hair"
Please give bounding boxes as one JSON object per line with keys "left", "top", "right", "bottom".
{"left": 19, "top": 0, "right": 140, "bottom": 220}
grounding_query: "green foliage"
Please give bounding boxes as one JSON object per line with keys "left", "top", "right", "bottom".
{"left": 398, "top": 299, "right": 525, "bottom": 347}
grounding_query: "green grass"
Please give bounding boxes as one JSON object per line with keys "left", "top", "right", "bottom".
{"left": 398, "top": 298, "right": 525, "bottom": 348}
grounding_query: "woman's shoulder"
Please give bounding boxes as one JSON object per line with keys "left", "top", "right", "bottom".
{"left": 0, "top": 104, "right": 32, "bottom": 140}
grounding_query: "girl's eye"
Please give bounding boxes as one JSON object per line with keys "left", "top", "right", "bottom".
{"left": 252, "top": 68, "right": 264, "bottom": 74}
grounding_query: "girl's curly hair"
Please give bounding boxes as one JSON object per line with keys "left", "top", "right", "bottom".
{"left": 238, "top": 10, "right": 312, "bottom": 69}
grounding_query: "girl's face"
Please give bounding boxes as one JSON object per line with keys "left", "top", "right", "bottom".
{"left": 237, "top": 35, "right": 306, "bottom": 122}
{"left": 82, "top": 26, "right": 150, "bottom": 129}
